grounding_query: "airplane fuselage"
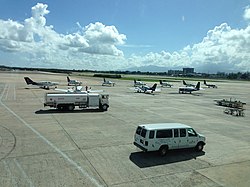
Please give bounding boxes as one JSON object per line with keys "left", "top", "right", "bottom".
{"left": 205, "top": 84, "right": 217, "bottom": 88}
{"left": 179, "top": 87, "right": 197, "bottom": 94}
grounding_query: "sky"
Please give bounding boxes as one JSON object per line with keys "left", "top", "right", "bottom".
{"left": 0, "top": 0, "right": 250, "bottom": 73}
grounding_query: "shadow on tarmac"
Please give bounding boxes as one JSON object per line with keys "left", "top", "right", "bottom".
{"left": 129, "top": 149, "right": 205, "bottom": 168}
{"left": 168, "top": 92, "right": 204, "bottom": 96}
{"left": 35, "top": 108, "right": 104, "bottom": 114}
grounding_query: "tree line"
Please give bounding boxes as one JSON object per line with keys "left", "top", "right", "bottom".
{"left": 0, "top": 65, "right": 250, "bottom": 80}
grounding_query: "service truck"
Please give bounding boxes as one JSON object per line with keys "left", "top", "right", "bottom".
{"left": 44, "top": 92, "right": 109, "bottom": 111}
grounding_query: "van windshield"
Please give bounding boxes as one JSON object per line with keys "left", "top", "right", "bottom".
{"left": 136, "top": 127, "right": 142, "bottom": 135}
{"left": 136, "top": 127, "right": 147, "bottom": 138}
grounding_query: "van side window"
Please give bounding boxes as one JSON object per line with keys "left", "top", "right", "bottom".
{"left": 141, "top": 129, "right": 147, "bottom": 138}
{"left": 156, "top": 130, "right": 172, "bottom": 138}
{"left": 149, "top": 131, "right": 155, "bottom": 139}
{"left": 180, "top": 129, "right": 186, "bottom": 137}
{"left": 188, "top": 128, "right": 197, "bottom": 137}
{"left": 174, "top": 129, "right": 179, "bottom": 137}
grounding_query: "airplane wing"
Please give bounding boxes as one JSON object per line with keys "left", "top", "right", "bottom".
{"left": 134, "top": 87, "right": 143, "bottom": 93}
{"left": 88, "top": 89, "right": 104, "bottom": 93}
{"left": 76, "top": 86, "right": 83, "bottom": 91}
{"left": 154, "top": 88, "right": 161, "bottom": 93}
{"left": 55, "top": 88, "right": 74, "bottom": 93}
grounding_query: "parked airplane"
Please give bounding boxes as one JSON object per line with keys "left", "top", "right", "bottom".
{"left": 134, "top": 83, "right": 158, "bottom": 94}
{"left": 179, "top": 82, "right": 201, "bottom": 94}
{"left": 67, "top": 76, "right": 82, "bottom": 86}
{"left": 24, "top": 77, "right": 59, "bottom": 90}
{"left": 102, "top": 78, "right": 115, "bottom": 86}
{"left": 204, "top": 80, "right": 217, "bottom": 88}
{"left": 134, "top": 79, "right": 146, "bottom": 87}
{"left": 182, "top": 80, "right": 195, "bottom": 87}
{"left": 56, "top": 85, "right": 103, "bottom": 94}
{"left": 159, "top": 80, "right": 173, "bottom": 87}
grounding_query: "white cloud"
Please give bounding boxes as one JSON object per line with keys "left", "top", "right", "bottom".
{"left": 80, "top": 22, "right": 126, "bottom": 56}
{"left": 243, "top": 6, "right": 250, "bottom": 21}
{"left": 64, "top": 33, "right": 89, "bottom": 48}
{"left": 123, "top": 22, "right": 250, "bottom": 73}
{"left": 0, "top": 2, "right": 126, "bottom": 66}
{"left": 0, "top": 3, "right": 250, "bottom": 73}
{"left": 0, "top": 19, "right": 33, "bottom": 43}
{"left": 182, "top": 16, "right": 185, "bottom": 22}
{"left": 84, "top": 22, "right": 126, "bottom": 45}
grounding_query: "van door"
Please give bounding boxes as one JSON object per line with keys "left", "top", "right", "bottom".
{"left": 155, "top": 129, "right": 173, "bottom": 149}
{"left": 146, "top": 130, "right": 156, "bottom": 151}
{"left": 172, "top": 129, "right": 179, "bottom": 149}
{"left": 187, "top": 128, "right": 198, "bottom": 148}
{"left": 178, "top": 128, "right": 188, "bottom": 148}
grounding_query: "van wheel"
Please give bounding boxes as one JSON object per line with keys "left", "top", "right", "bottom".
{"left": 102, "top": 104, "right": 108, "bottom": 111}
{"left": 159, "top": 146, "right": 168, "bottom": 156}
{"left": 196, "top": 142, "right": 204, "bottom": 151}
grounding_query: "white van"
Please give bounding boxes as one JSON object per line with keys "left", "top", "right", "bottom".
{"left": 134, "top": 123, "right": 206, "bottom": 156}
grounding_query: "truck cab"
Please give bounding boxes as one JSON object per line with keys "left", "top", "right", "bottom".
{"left": 99, "top": 93, "right": 109, "bottom": 111}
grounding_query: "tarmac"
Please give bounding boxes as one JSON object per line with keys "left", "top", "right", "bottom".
{"left": 0, "top": 71, "right": 250, "bottom": 187}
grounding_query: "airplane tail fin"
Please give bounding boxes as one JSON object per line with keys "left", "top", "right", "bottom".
{"left": 196, "top": 82, "right": 200, "bottom": 90}
{"left": 134, "top": 79, "right": 136, "bottom": 84}
{"left": 24, "top": 77, "right": 35, "bottom": 85}
{"left": 204, "top": 80, "right": 207, "bottom": 85}
{"left": 159, "top": 80, "right": 162, "bottom": 84}
{"left": 183, "top": 80, "right": 187, "bottom": 85}
{"left": 103, "top": 78, "right": 106, "bottom": 82}
{"left": 67, "top": 76, "right": 70, "bottom": 82}
{"left": 151, "top": 83, "right": 157, "bottom": 91}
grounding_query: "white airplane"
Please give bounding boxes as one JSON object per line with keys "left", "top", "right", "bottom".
{"left": 102, "top": 78, "right": 115, "bottom": 86}
{"left": 56, "top": 85, "right": 103, "bottom": 94}
{"left": 67, "top": 76, "right": 82, "bottom": 86}
{"left": 134, "top": 83, "right": 158, "bottom": 94}
{"left": 179, "top": 82, "right": 201, "bottom": 94}
{"left": 134, "top": 79, "right": 146, "bottom": 87}
{"left": 159, "top": 80, "right": 173, "bottom": 87}
{"left": 182, "top": 80, "right": 195, "bottom": 87}
{"left": 24, "top": 77, "right": 59, "bottom": 90}
{"left": 204, "top": 80, "right": 217, "bottom": 88}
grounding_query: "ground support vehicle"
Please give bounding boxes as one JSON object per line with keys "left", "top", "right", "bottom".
{"left": 215, "top": 98, "right": 246, "bottom": 108}
{"left": 224, "top": 108, "right": 245, "bottom": 116}
{"left": 44, "top": 92, "right": 109, "bottom": 111}
{"left": 134, "top": 123, "right": 206, "bottom": 156}
{"left": 215, "top": 98, "right": 246, "bottom": 116}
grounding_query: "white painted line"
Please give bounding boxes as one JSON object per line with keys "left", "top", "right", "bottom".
{"left": 0, "top": 99, "right": 103, "bottom": 187}
{"left": 5, "top": 84, "right": 10, "bottom": 100}
{"left": 14, "top": 159, "right": 34, "bottom": 187}
{"left": 0, "top": 84, "right": 8, "bottom": 100}
{"left": 3, "top": 160, "right": 18, "bottom": 187}
{"left": 13, "top": 84, "right": 16, "bottom": 100}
